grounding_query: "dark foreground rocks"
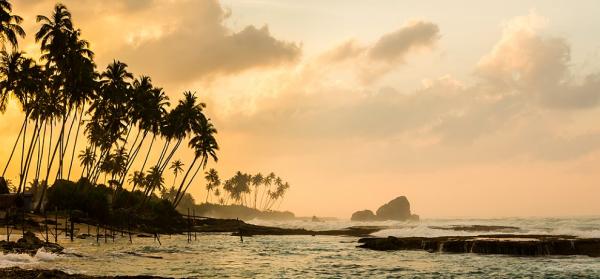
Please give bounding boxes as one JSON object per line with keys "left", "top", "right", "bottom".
{"left": 0, "top": 267, "right": 171, "bottom": 279}
{"left": 193, "top": 217, "right": 383, "bottom": 237}
{"left": 0, "top": 231, "right": 63, "bottom": 255}
{"left": 357, "top": 235, "right": 600, "bottom": 257}
{"left": 351, "top": 196, "right": 419, "bottom": 222}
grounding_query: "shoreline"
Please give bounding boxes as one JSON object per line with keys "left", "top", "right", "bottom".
{"left": 0, "top": 267, "right": 171, "bottom": 279}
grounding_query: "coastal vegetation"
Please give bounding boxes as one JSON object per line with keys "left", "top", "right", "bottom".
{"left": 0, "top": 1, "right": 219, "bottom": 217}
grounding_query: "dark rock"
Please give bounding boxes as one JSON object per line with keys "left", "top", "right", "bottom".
{"left": 357, "top": 235, "right": 600, "bottom": 257}
{"left": 0, "top": 267, "right": 171, "bottom": 278}
{"left": 376, "top": 196, "right": 411, "bottom": 221}
{"left": 0, "top": 177, "right": 8, "bottom": 194}
{"left": 0, "top": 231, "right": 63, "bottom": 255}
{"left": 351, "top": 210, "right": 377, "bottom": 221}
{"left": 194, "top": 217, "right": 383, "bottom": 237}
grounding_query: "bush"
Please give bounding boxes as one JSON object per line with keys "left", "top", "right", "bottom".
{"left": 46, "top": 178, "right": 184, "bottom": 232}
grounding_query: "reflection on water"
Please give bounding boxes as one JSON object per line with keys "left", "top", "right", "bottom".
{"left": 1, "top": 217, "right": 600, "bottom": 278}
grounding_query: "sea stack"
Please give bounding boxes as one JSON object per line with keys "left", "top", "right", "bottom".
{"left": 351, "top": 196, "right": 419, "bottom": 221}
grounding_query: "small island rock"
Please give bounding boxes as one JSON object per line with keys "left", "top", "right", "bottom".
{"left": 351, "top": 210, "right": 377, "bottom": 221}
{"left": 376, "top": 196, "right": 412, "bottom": 221}
{"left": 351, "top": 196, "right": 419, "bottom": 221}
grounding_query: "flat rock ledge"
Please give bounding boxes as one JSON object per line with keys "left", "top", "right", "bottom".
{"left": 357, "top": 235, "right": 600, "bottom": 257}
{"left": 194, "top": 218, "right": 383, "bottom": 237}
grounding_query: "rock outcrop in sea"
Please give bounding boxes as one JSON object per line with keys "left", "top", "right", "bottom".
{"left": 357, "top": 235, "right": 600, "bottom": 257}
{"left": 351, "top": 196, "right": 419, "bottom": 221}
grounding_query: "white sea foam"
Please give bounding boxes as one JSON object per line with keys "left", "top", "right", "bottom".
{"left": 248, "top": 217, "right": 600, "bottom": 238}
{"left": 0, "top": 248, "right": 60, "bottom": 268}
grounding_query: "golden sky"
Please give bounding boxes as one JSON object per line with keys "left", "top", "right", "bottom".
{"left": 3, "top": 0, "right": 600, "bottom": 218}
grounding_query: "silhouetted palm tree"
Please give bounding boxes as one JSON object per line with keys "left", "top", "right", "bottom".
{"left": 169, "top": 159, "right": 184, "bottom": 189}
{"left": 78, "top": 147, "right": 95, "bottom": 177}
{"left": 204, "top": 168, "right": 220, "bottom": 203}
{"left": 144, "top": 166, "right": 164, "bottom": 198}
{"left": 0, "top": 0, "right": 25, "bottom": 50}
{"left": 251, "top": 173, "right": 264, "bottom": 209}
{"left": 128, "top": 170, "right": 145, "bottom": 193}
{"left": 260, "top": 172, "right": 275, "bottom": 210}
{"left": 173, "top": 117, "right": 218, "bottom": 207}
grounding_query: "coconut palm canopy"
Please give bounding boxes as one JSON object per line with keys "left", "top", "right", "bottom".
{"left": 0, "top": 2, "right": 219, "bottom": 210}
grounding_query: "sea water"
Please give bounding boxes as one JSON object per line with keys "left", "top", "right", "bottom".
{"left": 1, "top": 217, "right": 600, "bottom": 278}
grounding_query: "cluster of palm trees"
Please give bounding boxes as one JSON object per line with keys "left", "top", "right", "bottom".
{"left": 199, "top": 169, "right": 290, "bottom": 211}
{"left": 0, "top": 1, "right": 218, "bottom": 211}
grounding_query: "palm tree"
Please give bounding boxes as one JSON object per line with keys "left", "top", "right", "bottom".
{"left": 169, "top": 159, "right": 184, "bottom": 188}
{"left": 78, "top": 147, "right": 95, "bottom": 177}
{"left": 173, "top": 117, "right": 218, "bottom": 207}
{"left": 204, "top": 168, "right": 220, "bottom": 203}
{"left": 157, "top": 91, "right": 205, "bottom": 177}
{"left": 0, "top": 51, "right": 30, "bottom": 178}
{"left": 35, "top": 3, "right": 74, "bottom": 181}
{"left": 118, "top": 76, "right": 167, "bottom": 187}
{"left": 0, "top": 0, "right": 25, "bottom": 50}
{"left": 260, "top": 172, "right": 275, "bottom": 210}
{"left": 86, "top": 61, "right": 132, "bottom": 184}
{"left": 128, "top": 170, "right": 145, "bottom": 193}
{"left": 251, "top": 173, "right": 264, "bottom": 209}
{"left": 126, "top": 86, "right": 169, "bottom": 190}
{"left": 144, "top": 166, "right": 164, "bottom": 198}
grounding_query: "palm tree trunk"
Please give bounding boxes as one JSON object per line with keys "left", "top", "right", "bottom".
{"left": 35, "top": 122, "right": 47, "bottom": 182}
{"left": 118, "top": 130, "right": 146, "bottom": 186}
{"left": 19, "top": 116, "right": 28, "bottom": 189}
{"left": 173, "top": 156, "right": 198, "bottom": 205}
{"left": 254, "top": 187, "right": 258, "bottom": 209}
{"left": 131, "top": 134, "right": 154, "bottom": 192}
{"left": 18, "top": 118, "right": 39, "bottom": 193}
{"left": 159, "top": 139, "right": 181, "bottom": 174}
{"left": 67, "top": 105, "right": 85, "bottom": 180}
{"left": 57, "top": 110, "right": 77, "bottom": 180}
{"left": 172, "top": 173, "right": 177, "bottom": 189}
{"left": 20, "top": 119, "right": 42, "bottom": 193}
{"left": 2, "top": 118, "right": 26, "bottom": 177}
{"left": 175, "top": 158, "right": 205, "bottom": 207}
{"left": 35, "top": 117, "right": 68, "bottom": 212}
{"left": 260, "top": 185, "right": 269, "bottom": 211}
{"left": 156, "top": 140, "right": 170, "bottom": 169}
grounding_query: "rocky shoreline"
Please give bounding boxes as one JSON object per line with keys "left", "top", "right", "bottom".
{"left": 357, "top": 234, "right": 600, "bottom": 257}
{"left": 193, "top": 217, "right": 383, "bottom": 237}
{"left": 0, "top": 231, "right": 63, "bottom": 255}
{"left": 0, "top": 267, "right": 170, "bottom": 279}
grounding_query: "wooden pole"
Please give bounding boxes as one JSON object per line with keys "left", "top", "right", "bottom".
{"left": 238, "top": 218, "right": 243, "bottom": 243}
{"left": 193, "top": 208, "right": 196, "bottom": 241}
{"left": 5, "top": 209, "right": 9, "bottom": 242}
{"left": 54, "top": 207, "right": 58, "bottom": 243}
{"left": 187, "top": 208, "right": 190, "bottom": 243}
{"left": 21, "top": 209, "right": 25, "bottom": 238}
{"left": 96, "top": 223, "right": 99, "bottom": 244}
{"left": 64, "top": 210, "right": 68, "bottom": 238}
{"left": 44, "top": 212, "right": 48, "bottom": 243}
{"left": 69, "top": 211, "right": 74, "bottom": 241}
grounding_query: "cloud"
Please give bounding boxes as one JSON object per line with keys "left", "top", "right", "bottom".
{"left": 212, "top": 13, "right": 600, "bottom": 165}
{"left": 318, "top": 20, "right": 440, "bottom": 84}
{"left": 368, "top": 21, "right": 440, "bottom": 62}
{"left": 15, "top": 0, "right": 301, "bottom": 85}
{"left": 476, "top": 13, "right": 600, "bottom": 109}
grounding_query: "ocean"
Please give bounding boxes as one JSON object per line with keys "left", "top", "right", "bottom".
{"left": 1, "top": 217, "right": 600, "bottom": 278}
